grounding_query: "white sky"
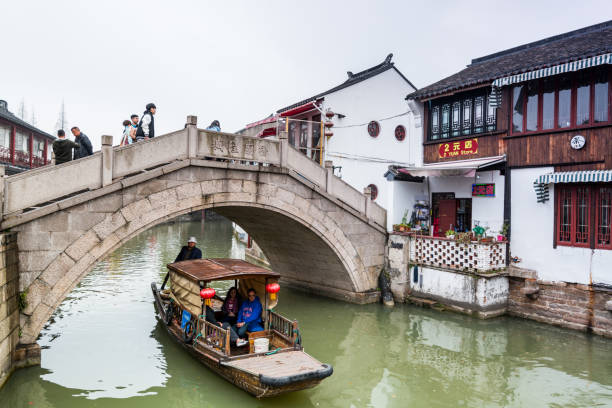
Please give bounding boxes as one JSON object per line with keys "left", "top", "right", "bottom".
{"left": 2, "top": 1, "right": 611, "bottom": 149}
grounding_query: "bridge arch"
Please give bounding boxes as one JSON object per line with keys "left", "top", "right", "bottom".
{"left": 15, "top": 165, "right": 385, "bottom": 344}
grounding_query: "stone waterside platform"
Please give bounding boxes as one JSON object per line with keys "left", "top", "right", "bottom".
{"left": 386, "top": 233, "right": 612, "bottom": 337}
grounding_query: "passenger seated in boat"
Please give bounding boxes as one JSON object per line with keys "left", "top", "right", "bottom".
{"left": 221, "top": 287, "right": 241, "bottom": 325}
{"left": 233, "top": 288, "right": 263, "bottom": 339}
{"left": 205, "top": 305, "right": 222, "bottom": 327}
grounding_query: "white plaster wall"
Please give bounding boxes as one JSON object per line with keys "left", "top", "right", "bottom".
{"left": 413, "top": 266, "right": 507, "bottom": 309}
{"left": 428, "top": 170, "right": 505, "bottom": 233}
{"left": 321, "top": 68, "right": 419, "bottom": 213}
{"left": 386, "top": 180, "right": 427, "bottom": 231}
{"left": 510, "top": 167, "right": 612, "bottom": 285}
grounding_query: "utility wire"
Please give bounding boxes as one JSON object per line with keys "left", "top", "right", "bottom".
{"left": 333, "top": 111, "right": 411, "bottom": 129}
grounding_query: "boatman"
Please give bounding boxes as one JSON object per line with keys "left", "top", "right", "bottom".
{"left": 174, "top": 237, "right": 202, "bottom": 262}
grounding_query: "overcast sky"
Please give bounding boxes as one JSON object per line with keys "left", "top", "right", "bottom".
{"left": 2, "top": 1, "right": 611, "bottom": 149}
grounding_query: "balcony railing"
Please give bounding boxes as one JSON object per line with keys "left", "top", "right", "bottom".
{"left": 409, "top": 235, "right": 506, "bottom": 273}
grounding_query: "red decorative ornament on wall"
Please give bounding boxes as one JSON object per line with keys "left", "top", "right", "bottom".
{"left": 367, "top": 184, "right": 378, "bottom": 201}
{"left": 395, "top": 125, "right": 406, "bottom": 141}
{"left": 368, "top": 121, "right": 380, "bottom": 138}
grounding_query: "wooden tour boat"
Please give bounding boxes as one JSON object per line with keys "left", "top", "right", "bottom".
{"left": 151, "top": 258, "right": 333, "bottom": 398}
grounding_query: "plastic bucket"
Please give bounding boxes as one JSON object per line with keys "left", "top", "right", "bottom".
{"left": 253, "top": 338, "right": 270, "bottom": 353}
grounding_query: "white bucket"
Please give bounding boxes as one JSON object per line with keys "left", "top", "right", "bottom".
{"left": 253, "top": 338, "right": 270, "bottom": 353}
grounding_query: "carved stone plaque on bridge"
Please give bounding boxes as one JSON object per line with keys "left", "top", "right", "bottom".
{"left": 200, "top": 131, "right": 280, "bottom": 165}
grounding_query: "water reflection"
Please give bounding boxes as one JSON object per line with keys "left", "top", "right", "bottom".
{"left": 0, "top": 216, "right": 611, "bottom": 407}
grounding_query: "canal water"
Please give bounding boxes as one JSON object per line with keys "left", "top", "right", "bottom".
{"left": 1, "top": 216, "right": 611, "bottom": 407}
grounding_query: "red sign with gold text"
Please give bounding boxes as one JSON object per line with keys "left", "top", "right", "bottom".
{"left": 438, "top": 138, "right": 478, "bottom": 159}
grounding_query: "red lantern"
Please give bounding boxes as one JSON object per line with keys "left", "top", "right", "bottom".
{"left": 325, "top": 110, "right": 335, "bottom": 119}
{"left": 200, "top": 287, "right": 216, "bottom": 307}
{"left": 266, "top": 283, "right": 280, "bottom": 300}
{"left": 324, "top": 131, "right": 333, "bottom": 138}
{"left": 324, "top": 121, "right": 334, "bottom": 128}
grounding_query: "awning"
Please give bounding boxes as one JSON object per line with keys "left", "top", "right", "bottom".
{"left": 279, "top": 101, "right": 320, "bottom": 117}
{"left": 398, "top": 155, "right": 505, "bottom": 178}
{"left": 533, "top": 170, "right": 612, "bottom": 203}
{"left": 489, "top": 52, "right": 612, "bottom": 108}
{"left": 245, "top": 114, "right": 278, "bottom": 129}
{"left": 257, "top": 127, "right": 277, "bottom": 138}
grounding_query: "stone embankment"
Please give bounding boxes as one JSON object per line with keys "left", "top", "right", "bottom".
{"left": 385, "top": 233, "right": 612, "bottom": 338}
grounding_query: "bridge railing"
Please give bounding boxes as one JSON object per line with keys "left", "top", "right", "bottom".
{"left": 1, "top": 116, "right": 386, "bottom": 229}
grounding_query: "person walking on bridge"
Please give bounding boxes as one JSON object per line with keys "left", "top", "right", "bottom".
{"left": 52, "top": 129, "right": 79, "bottom": 165}
{"left": 70, "top": 127, "right": 93, "bottom": 160}
{"left": 135, "top": 103, "right": 156, "bottom": 141}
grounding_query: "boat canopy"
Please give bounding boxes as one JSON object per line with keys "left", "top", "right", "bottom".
{"left": 167, "top": 259, "right": 281, "bottom": 315}
{"left": 167, "top": 258, "right": 280, "bottom": 283}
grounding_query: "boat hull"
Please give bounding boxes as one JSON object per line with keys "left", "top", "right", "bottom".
{"left": 151, "top": 283, "right": 331, "bottom": 398}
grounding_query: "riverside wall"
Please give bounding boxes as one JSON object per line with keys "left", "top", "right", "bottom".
{"left": 0, "top": 232, "right": 40, "bottom": 389}
{"left": 386, "top": 234, "right": 612, "bottom": 336}
{"left": 507, "top": 267, "right": 612, "bottom": 338}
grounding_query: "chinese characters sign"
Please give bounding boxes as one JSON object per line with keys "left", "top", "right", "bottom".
{"left": 438, "top": 138, "right": 478, "bottom": 158}
{"left": 472, "top": 183, "right": 495, "bottom": 197}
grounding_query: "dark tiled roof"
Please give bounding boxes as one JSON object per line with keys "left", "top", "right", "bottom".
{"left": 278, "top": 54, "right": 417, "bottom": 113}
{"left": 407, "top": 20, "right": 612, "bottom": 101}
{"left": 0, "top": 104, "right": 54, "bottom": 139}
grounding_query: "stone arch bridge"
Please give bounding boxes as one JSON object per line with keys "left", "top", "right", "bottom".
{"left": 0, "top": 116, "right": 386, "bottom": 352}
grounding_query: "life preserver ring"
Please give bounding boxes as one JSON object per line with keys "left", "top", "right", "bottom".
{"left": 183, "top": 320, "right": 195, "bottom": 343}
{"left": 164, "top": 303, "right": 173, "bottom": 326}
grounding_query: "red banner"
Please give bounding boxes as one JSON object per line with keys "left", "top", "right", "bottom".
{"left": 438, "top": 138, "right": 478, "bottom": 159}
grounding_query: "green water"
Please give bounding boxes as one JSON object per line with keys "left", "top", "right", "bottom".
{"left": 1, "top": 216, "right": 611, "bottom": 407}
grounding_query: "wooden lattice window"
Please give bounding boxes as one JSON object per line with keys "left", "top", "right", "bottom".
{"left": 556, "top": 183, "right": 612, "bottom": 249}
{"left": 596, "top": 187, "right": 612, "bottom": 249}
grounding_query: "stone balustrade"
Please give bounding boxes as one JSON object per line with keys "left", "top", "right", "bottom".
{"left": 408, "top": 235, "right": 507, "bottom": 273}
{"left": 0, "top": 116, "right": 386, "bottom": 230}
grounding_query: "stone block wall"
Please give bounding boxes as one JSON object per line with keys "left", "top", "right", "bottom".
{"left": 508, "top": 277, "right": 612, "bottom": 338}
{"left": 0, "top": 232, "right": 20, "bottom": 388}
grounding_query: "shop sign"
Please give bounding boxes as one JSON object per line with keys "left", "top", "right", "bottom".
{"left": 438, "top": 138, "right": 478, "bottom": 158}
{"left": 472, "top": 183, "right": 495, "bottom": 197}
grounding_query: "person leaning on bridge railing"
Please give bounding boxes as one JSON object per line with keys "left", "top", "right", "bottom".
{"left": 52, "top": 129, "right": 80, "bottom": 165}
{"left": 70, "top": 127, "right": 93, "bottom": 160}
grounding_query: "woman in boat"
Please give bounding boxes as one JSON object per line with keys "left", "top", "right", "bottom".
{"left": 221, "top": 287, "right": 241, "bottom": 325}
{"left": 233, "top": 288, "right": 264, "bottom": 339}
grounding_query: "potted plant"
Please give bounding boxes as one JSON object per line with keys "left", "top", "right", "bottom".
{"left": 479, "top": 226, "right": 494, "bottom": 243}
{"left": 445, "top": 230, "right": 455, "bottom": 240}
{"left": 472, "top": 225, "right": 485, "bottom": 241}
{"left": 497, "top": 223, "right": 509, "bottom": 241}
{"left": 457, "top": 232, "right": 471, "bottom": 244}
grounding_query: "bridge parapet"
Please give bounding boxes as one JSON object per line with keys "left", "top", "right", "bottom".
{"left": 1, "top": 116, "right": 386, "bottom": 229}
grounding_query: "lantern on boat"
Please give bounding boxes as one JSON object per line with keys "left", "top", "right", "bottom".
{"left": 200, "top": 287, "right": 216, "bottom": 307}
{"left": 266, "top": 282, "right": 280, "bottom": 301}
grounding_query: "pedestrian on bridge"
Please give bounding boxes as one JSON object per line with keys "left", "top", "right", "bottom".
{"left": 135, "top": 103, "right": 156, "bottom": 141}
{"left": 52, "top": 129, "right": 80, "bottom": 165}
{"left": 120, "top": 120, "right": 132, "bottom": 146}
{"left": 70, "top": 127, "right": 93, "bottom": 160}
{"left": 206, "top": 120, "right": 221, "bottom": 132}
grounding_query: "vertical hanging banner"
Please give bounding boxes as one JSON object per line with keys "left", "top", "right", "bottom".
{"left": 438, "top": 138, "right": 478, "bottom": 158}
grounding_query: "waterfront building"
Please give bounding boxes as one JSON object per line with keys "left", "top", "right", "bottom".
{"left": 389, "top": 20, "right": 612, "bottom": 335}
{"left": 0, "top": 99, "right": 54, "bottom": 174}
{"left": 240, "top": 54, "right": 419, "bottom": 231}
